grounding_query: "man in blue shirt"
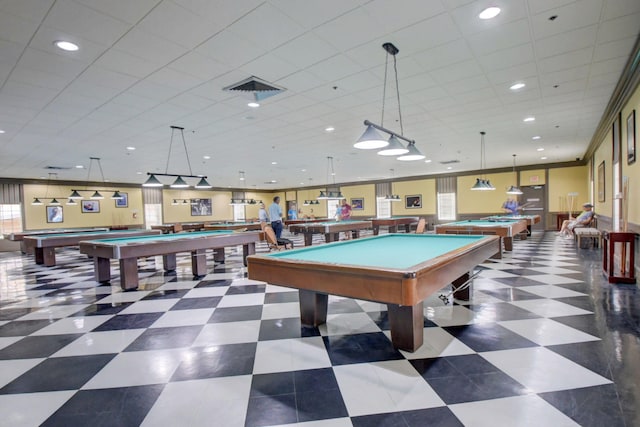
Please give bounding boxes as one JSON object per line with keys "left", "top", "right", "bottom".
{"left": 268, "top": 196, "right": 284, "bottom": 239}
{"left": 501, "top": 197, "right": 520, "bottom": 215}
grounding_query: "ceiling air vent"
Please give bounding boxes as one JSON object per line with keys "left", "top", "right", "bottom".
{"left": 223, "top": 76, "right": 286, "bottom": 101}
{"left": 439, "top": 160, "right": 460, "bottom": 165}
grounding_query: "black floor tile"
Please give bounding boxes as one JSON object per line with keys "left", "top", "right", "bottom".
{"left": 443, "top": 324, "right": 538, "bottom": 352}
{"left": 71, "top": 302, "right": 134, "bottom": 317}
{"left": 169, "top": 296, "right": 221, "bottom": 310}
{"left": 258, "top": 317, "right": 321, "bottom": 341}
{"left": 141, "top": 289, "right": 189, "bottom": 300}
{"left": 226, "top": 284, "right": 266, "bottom": 294}
{"left": 0, "top": 319, "right": 52, "bottom": 336}
{"left": 170, "top": 343, "right": 256, "bottom": 381}
{"left": 264, "top": 291, "right": 299, "bottom": 304}
{"left": 540, "top": 384, "right": 626, "bottom": 427}
{"left": 352, "top": 407, "right": 465, "bottom": 427}
{"left": 92, "top": 312, "right": 163, "bottom": 331}
{"left": 0, "top": 334, "right": 82, "bottom": 359}
{"left": 124, "top": 325, "right": 203, "bottom": 351}
{"left": 323, "top": 332, "right": 404, "bottom": 365}
{"left": 208, "top": 305, "right": 263, "bottom": 323}
{"left": 466, "top": 302, "right": 542, "bottom": 321}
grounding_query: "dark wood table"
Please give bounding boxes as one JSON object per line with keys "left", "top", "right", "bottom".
{"left": 24, "top": 229, "right": 161, "bottom": 266}
{"left": 602, "top": 231, "right": 636, "bottom": 284}
{"left": 435, "top": 219, "right": 528, "bottom": 258}
{"left": 288, "top": 220, "right": 372, "bottom": 246}
{"left": 481, "top": 215, "right": 541, "bottom": 235}
{"left": 369, "top": 216, "right": 419, "bottom": 235}
{"left": 284, "top": 218, "right": 329, "bottom": 226}
{"left": 248, "top": 234, "right": 500, "bottom": 351}
{"left": 203, "top": 222, "right": 263, "bottom": 231}
{"left": 4, "top": 227, "right": 110, "bottom": 254}
{"left": 150, "top": 223, "right": 205, "bottom": 233}
{"left": 80, "top": 230, "right": 261, "bottom": 290}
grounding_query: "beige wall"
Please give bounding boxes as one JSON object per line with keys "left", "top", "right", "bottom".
{"left": 296, "top": 189, "right": 327, "bottom": 218}
{"left": 340, "top": 184, "right": 376, "bottom": 217}
{"left": 245, "top": 192, "right": 273, "bottom": 220}
{"left": 458, "top": 172, "right": 513, "bottom": 214}
{"left": 23, "top": 184, "right": 144, "bottom": 230}
{"left": 392, "top": 179, "right": 436, "bottom": 215}
{"left": 521, "top": 169, "right": 546, "bottom": 186}
{"left": 163, "top": 190, "right": 232, "bottom": 222}
{"left": 548, "top": 166, "right": 590, "bottom": 213}
{"left": 592, "top": 129, "right": 613, "bottom": 218}
{"left": 621, "top": 82, "right": 640, "bottom": 224}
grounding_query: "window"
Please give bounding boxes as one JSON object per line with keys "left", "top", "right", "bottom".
{"left": 0, "top": 204, "right": 22, "bottom": 237}
{"left": 144, "top": 204, "right": 162, "bottom": 228}
{"left": 437, "top": 193, "right": 456, "bottom": 221}
{"left": 233, "top": 204, "right": 245, "bottom": 221}
{"left": 327, "top": 200, "right": 340, "bottom": 219}
{"left": 376, "top": 197, "right": 391, "bottom": 218}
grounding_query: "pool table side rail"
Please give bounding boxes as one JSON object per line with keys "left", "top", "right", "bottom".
{"left": 247, "top": 235, "right": 500, "bottom": 306}
{"left": 79, "top": 231, "right": 261, "bottom": 259}
{"left": 24, "top": 229, "right": 162, "bottom": 248}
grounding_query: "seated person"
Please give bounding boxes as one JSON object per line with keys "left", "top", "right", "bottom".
{"left": 558, "top": 203, "right": 595, "bottom": 238}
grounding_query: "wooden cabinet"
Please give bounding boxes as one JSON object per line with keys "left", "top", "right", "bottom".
{"left": 602, "top": 231, "right": 636, "bottom": 284}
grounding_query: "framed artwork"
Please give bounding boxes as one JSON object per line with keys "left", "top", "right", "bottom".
{"left": 82, "top": 200, "right": 100, "bottom": 213}
{"left": 405, "top": 194, "right": 422, "bottom": 209}
{"left": 191, "top": 198, "right": 212, "bottom": 216}
{"left": 46, "top": 206, "right": 63, "bottom": 223}
{"left": 597, "top": 161, "right": 605, "bottom": 203}
{"left": 115, "top": 192, "right": 128, "bottom": 208}
{"left": 351, "top": 198, "right": 364, "bottom": 210}
{"left": 627, "top": 110, "right": 636, "bottom": 165}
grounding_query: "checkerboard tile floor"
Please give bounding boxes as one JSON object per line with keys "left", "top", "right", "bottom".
{"left": 0, "top": 231, "right": 638, "bottom": 426}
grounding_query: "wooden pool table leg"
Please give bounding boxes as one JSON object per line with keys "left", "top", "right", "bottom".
{"left": 304, "top": 233, "right": 313, "bottom": 246}
{"left": 119, "top": 258, "right": 139, "bottom": 290}
{"left": 373, "top": 226, "right": 380, "bottom": 235}
{"left": 452, "top": 272, "right": 471, "bottom": 301}
{"left": 213, "top": 249, "right": 225, "bottom": 263}
{"left": 387, "top": 302, "right": 424, "bottom": 352}
{"left": 20, "top": 241, "right": 29, "bottom": 254}
{"left": 404, "top": 224, "right": 411, "bottom": 233}
{"left": 298, "top": 289, "right": 328, "bottom": 326}
{"left": 34, "top": 248, "right": 44, "bottom": 265}
{"left": 503, "top": 236, "right": 513, "bottom": 251}
{"left": 191, "top": 249, "right": 207, "bottom": 277}
{"left": 163, "top": 254, "right": 177, "bottom": 271}
{"left": 94, "top": 257, "right": 111, "bottom": 282}
{"left": 243, "top": 243, "right": 255, "bottom": 267}
{"left": 42, "top": 247, "right": 56, "bottom": 267}
{"left": 389, "top": 225, "right": 398, "bottom": 233}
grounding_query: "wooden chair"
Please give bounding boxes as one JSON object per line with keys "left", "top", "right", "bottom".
{"left": 415, "top": 218, "right": 426, "bottom": 234}
{"left": 264, "top": 225, "right": 293, "bottom": 251}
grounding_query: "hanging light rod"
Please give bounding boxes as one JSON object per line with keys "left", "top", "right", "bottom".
{"left": 363, "top": 120, "right": 415, "bottom": 145}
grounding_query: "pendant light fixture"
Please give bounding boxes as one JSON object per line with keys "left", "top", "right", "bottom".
{"left": 356, "top": 42, "right": 424, "bottom": 161}
{"left": 68, "top": 157, "right": 124, "bottom": 200}
{"left": 384, "top": 169, "right": 402, "bottom": 201}
{"left": 506, "top": 154, "right": 523, "bottom": 195}
{"left": 143, "top": 126, "right": 212, "bottom": 188}
{"left": 31, "top": 173, "right": 65, "bottom": 206}
{"left": 317, "top": 156, "right": 342, "bottom": 200}
{"left": 470, "top": 132, "right": 495, "bottom": 191}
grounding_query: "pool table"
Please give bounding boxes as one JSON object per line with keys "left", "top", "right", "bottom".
{"left": 248, "top": 234, "right": 500, "bottom": 352}
{"left": 435, "top": 219, "right": 527, "bottom": 258}
{"left": 203, "top": 222, "right": 263, "bottom": 231}
{"left": 284, "top": 218, "right": 329, "bottom": 226}
{"left": 23, "top": 229, "right": 161, "bottom": 266}
{"left": 150, "top": 222, "right": 205, "bottom": 233}
{"left": 369, "top": 216, "right": 419, "bottom": 235}
{"left": 80, "top": 230, "right": 261, "bottom": 290}
{"left": 288, "top": 220, "right": 373, "bottom": 246}
{"left": 4, "top": 227, "right": 109, "bottom": 254}
{"left": 482, "top": 214, "right": 541, "bottom": 235}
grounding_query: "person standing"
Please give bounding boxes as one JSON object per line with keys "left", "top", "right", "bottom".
{"left": 501, "top": 197, "right": 520, "bottom": 215}
{"left": 258, "top": 202, "right": 269, "bottom": 224}
{"left": 268, "top": 196, "right": 284, "bottom": 239}
{"left": 340, "top": 199, "right": 352, "bottom": 220}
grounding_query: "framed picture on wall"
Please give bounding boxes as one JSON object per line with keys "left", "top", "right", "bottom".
{"left": 191, "top": 198, "right": 212, "bottom": 216}
{"left": 115, "top": 192, "right": 128, "bottom": 208}
{"left": 627, "top": 110, "right": 636, "bottom": 165}
{"left": 597, "top": 161, "right": 605, "bottom": 202}
{"left": 351, "top": 198, "right": 364, "bottom": 210}
{"left": 405, "top": 194, "right": 422, "bottom": 209}
{"left": 82, "top": 200, "right": 100, "bottom": 213}
{"left": 46, "top": 206, "right": 63, "bottom": 223}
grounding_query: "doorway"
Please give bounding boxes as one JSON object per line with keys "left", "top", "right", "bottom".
{"left": 520, "top": 185, "right": 545, "bottom": 231}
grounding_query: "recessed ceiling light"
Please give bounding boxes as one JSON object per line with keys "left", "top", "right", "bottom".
{"left": 479, "top": 7, "right": 501, "bottom": 19}
{"left": 510, "top": 82, "right": 525, "bottom": 90}
{"left": 424, "top": 159, "right": 432, "bottom": 163}
{"left": 0, "top": 129, "right": 5, "bottom": 134}
{"left": 247, "top": 102, "right": 260, "bottom": 108}
{"left": 523, "top": 117, "right": 535, "bottom": 122}
{"left": 75, "top": 165, "right": 83, "bottom": 169}
{"left": 271, "top": 161, "right": 277, "bottom": 165}
{"left": 447, "top": 166, "right": 452, "bottom": 170}
{"left": 537, "top": 148, "right": 544, "bottom": 151}
{"left": 301, "top": 169, "right": 306, "bottom": 172}
{"left": 54, "top": 40, "right": 79, "bottom": 51}
{"left": 325, "top": 127, "right": 335, "bottom": 132}
{"left": 203, "top": 155, "right": 210, "bottom": 159}
{"left": 136, "top": 171, "right": 143, "bottom": 175}
{"left": 271, "top": 180, "right": 277, "bottom": 183}
{"left": 126, "top": 146, "right": 135, "bottom": 151}
{"left": 532, "top": 136, "right": 541, "bottom": 140}
{"left": 300, "top": 182, "right": 304, "bottom": 185}
{"left": 541, "top": 156, "right": 547, "bottom": 160}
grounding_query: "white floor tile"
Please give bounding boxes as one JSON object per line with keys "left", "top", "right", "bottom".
{"left": 319, "top": 312, "right": 381, "bottom": 336}
{"left": 481, "top": 347, "right": 611, "bottom": 393}
{"left": 450, "top": 394, "right": 580, "bottom": 427}
{"left": 0, "top": 391, "right": 75, "bottom": 427}
{"left": 141, "top": 376, "right": 252, "bottom": 427}
{"left": 17, "top": 305, "right": 89, "bottom": 321}
{"left": 498, "top": 318, "right": 600, "bottom": 346}
{"left": 118, "top": 299, "right": 179, "bottom": 314}
{"left": 261, "top": 302, "right": 301, "bottom": 320}
{"left": 0, "top": 358, "right": 45, "bottom": 388}
{"left": 97, "top": 291, "right": 150, "bottom": 304}
{"left": 216, "top": 293, "right": 265, "bottom": 308}
{"left": 333, "top": 360, "right": 444, "bottom": 416}
{"left": 516, "top": 285, "right": 586, "bottom": 298}
{"left": 268, "top": 419, "right": 353, "bottom": 427}
{"left": 509, "top": 299, "right": 591, "bottom": 317}
{"left": 150, "top": 308, "right": 214, "bottom": 328}
{"left": 183, "top": 287, "right": 227, "bottom": 298}
{"left": 191, "top": 321, "right": 260, "bottom": 346}
{"left": 253, "top": 337, "right": 331, "bottom": 374}
{"left": 52, "top": 329, "right": 145, "bottom": 357}
{"left": 0, "top": 336, "right": 24, "bottom": 350}
{"left": 389, "top": 327, "right": 475, "bottom": 360}
{"left": 425, "top": 305, "right": 476, "bottom": 327}
{"left": 155, "top": 280, "right": 200, "bottom": 291}
{"left": 477, "top": 270, "right": 519, "bottom": 279}
{"left": 30, "top": 315, "right": 112, "bottom": 335}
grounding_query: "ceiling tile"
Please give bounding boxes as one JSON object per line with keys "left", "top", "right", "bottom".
{"left": 467, "top": 19, "right": 532, "bottom": 55}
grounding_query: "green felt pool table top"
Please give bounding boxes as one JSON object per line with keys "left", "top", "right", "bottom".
{"left": 292, "top": 219, "right": 371, "bottom": 226}
{"left": 266, "top": 234, "right": 489, "bottom": 269}
{"left": 85, "top": 230, "right": 235, "bottom": 244}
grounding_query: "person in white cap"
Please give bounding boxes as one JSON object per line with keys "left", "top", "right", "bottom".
{"left": 557, "top": 203, "right": 595, "bottom": 238}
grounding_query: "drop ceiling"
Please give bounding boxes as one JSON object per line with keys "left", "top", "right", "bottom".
{"left": 0, "top": 0, "right": 638, "bottom": 189}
